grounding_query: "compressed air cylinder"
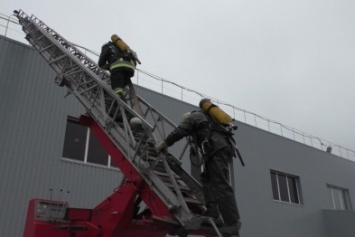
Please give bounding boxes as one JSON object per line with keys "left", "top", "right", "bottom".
{"left": 200, "top": 99, "right": 233, "bottom": 125}
{"left": 111, "top": 34, "right": 130, "bottom": 52}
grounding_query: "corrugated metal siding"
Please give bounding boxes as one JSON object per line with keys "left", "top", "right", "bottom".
{"left": 137, "top": 85, "right": 355, "bottom": 237}
{"left": 0, "top": 36, "right": 122, "bottom": 237}
{"left": 1, "top": 35, "right": 355, "bottom": 237}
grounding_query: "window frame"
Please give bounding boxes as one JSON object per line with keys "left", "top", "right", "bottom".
{"left": 327, "top": 184, "right": 352, "bottom": 210}
{"left": 270, "top": 170, "right": 302, "bottom": 205}
{"left": 62, "top": 117, "right": 117, "bottom": 169}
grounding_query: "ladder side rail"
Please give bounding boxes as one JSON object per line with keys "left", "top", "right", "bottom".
{"left": 137, "top": 102, "right": 174, "bottom": 143}
{"left": 81, "top": 105, "right": 198, "bottom": 218}
{"left": 18, "top": 14, "right": 181, "bottom": 189}
{"left": 82, "top": 116, "right": 194, "bottom": 226}
{"left": 74, "top": 70, "right": 208, "bottom": 231}
{"left": 19, "top": 10, "right": 189, "bottom": 164}
{"left": 27, "top": 10, "right": 111, "bottom": 83}
{"left": 17, "top": 9, "right": 208, "bottom": 227}
{"left": 63, "top": 70, "right": 201, "bottom": 224}
{"left": 26, "top": 29, "right": 138, "bottom": 156}
{"left": 160, "top": 155, "right": 191, "bottom": 213}
{"left": 73, "top": 79, "right": 205, "bottom": 226}
{"left": 130, "top": 102, "right": 207, "bottom": 207}
{"left": 53, "top": 38, "right": 206, "bottom": 216}
{"left": 16, "top": 10, "right": 104, "bottom": 83}
{"left": 18, "top": 14, "right": 147, "bottom": 152}
{"left": 23, "top": 14, "right": 205, "bottom": 205}
{"left": 134, "top": 95, "right": 177, "bottom": 129}
{"left": 16, "top": 10, "right": 99, "bottom": 78}
{"left": 140, "top": 107, "right": 205, "bottom": 204}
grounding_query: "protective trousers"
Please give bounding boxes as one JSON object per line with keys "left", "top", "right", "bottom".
{"left": 201, "top": 147, "right": 240, "bottom": 225}
{"left": 110, "top": 69, "right": 134, "bottom": 103}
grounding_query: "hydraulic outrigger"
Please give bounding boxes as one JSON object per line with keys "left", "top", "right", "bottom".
{"left": 15, "top": 10, "right": 225, "bottom": 237}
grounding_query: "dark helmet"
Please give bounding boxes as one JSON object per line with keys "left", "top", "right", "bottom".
{"left": 199, "top": 98, "right": 211, "bottom": 109}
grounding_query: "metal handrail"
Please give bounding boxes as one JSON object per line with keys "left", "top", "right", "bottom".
{"left": 132, "top": 69, "right": 355, "bottom": 161}
{"left": 0, "top": 13, "right": 27, "bottom": 43}
{"left": 1, "top": 11, "right": 354, "bottom": 161}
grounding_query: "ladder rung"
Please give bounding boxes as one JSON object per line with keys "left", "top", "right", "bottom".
{"left": 163, "top": 182, "right": 190, "bottom": 192}
{"left": 49, "top": 54, "right": 68, "bottom": 65}
{"left": 15, "top": 10, "right": 207, "bottom": 232}
{"left": 39, "top": 44, "right": 54, "bottom": 53}
{"left": 183, "top": 197, "right": 202, "bottom": 204}
{"left": 153, "top": 170, "right": 179, "bottom": 178}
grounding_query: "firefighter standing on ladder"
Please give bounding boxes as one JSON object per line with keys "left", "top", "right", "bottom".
{"left": 98, "top": 34, "right": 140, "bottom": 103}
{"left": 155, "top": 98, "right": 242, "bottom": 237}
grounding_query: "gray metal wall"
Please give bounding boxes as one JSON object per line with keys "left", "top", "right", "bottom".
{"left": 233, "top": 122, "right": 355, "bottom": 237}
{"left": 1, "top": 35, "right": 355, "bottom": 237}
{"left": 0, "top": 36, "right": 123, "bottom": 237}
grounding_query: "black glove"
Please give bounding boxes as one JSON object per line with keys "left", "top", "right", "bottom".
{"left": 100, "top": 63, "right": 109, "bottom": 70}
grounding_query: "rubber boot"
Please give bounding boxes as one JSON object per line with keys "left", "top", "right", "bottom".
{"left": 217, "top": 195, "right": 241, "bottom": 236}
{"left": 219, "top": 220, "right": 241, "bottom": 236}
{"left": 202, "top": 202, "right": 223, "bottom": 227}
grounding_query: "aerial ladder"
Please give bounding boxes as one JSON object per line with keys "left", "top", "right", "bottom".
{"left": 14, "top": 10, "right": 225, "bottom": 237}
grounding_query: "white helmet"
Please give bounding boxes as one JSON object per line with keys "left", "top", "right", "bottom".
{"left": 129, "top": 117, "right": 142, "bottom": 129}
{"left": 180, "top": 112, "right": 191, "bottom": 123}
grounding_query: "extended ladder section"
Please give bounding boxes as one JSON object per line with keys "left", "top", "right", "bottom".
{"left": 15, "top": 10, "right": 221, "bottom": 236}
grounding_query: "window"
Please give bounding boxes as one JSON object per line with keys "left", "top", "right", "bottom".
{"left": 62, "top": 119, "right": 87, "bottom": 162}
{"left": 270, "top": 170, "right": 301, "bottom": 204}
{"left": 62, "top": 117, "right": 114, "bottom": 168}
{"left": 327, "top": 185, "right": 352, "bottom": 210}
{"left": 86, "top": 131, "right": 108, "bottom": 166}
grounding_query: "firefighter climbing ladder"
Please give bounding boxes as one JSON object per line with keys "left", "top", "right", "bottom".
{"left": 15, "top": 10, "right": 223, "bottom": 237}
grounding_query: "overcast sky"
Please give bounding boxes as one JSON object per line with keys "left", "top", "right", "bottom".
{"left": 2, "top": 1, "right": 355, "bottom": 152}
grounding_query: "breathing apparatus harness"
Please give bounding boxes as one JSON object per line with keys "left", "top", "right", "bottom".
{"left": 189, "top": 110, "right": 245, "bottom": 167}
{"left": 107, "top": 41, "right": 139, "bottom": 66}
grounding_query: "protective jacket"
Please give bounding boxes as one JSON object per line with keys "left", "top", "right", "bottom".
{"left": 98, "top": 42, "right": 136, "bottom": 73}
{"left": 165, "top": 110, "right": 235, "bottom": 156}
{"left": 165, "top": 110, "right": 241, "bottom": 227}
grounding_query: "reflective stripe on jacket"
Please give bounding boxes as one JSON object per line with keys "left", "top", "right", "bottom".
{"left": 109, "top": 58, "right": 135, "bottom": 71}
